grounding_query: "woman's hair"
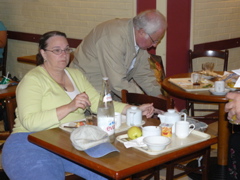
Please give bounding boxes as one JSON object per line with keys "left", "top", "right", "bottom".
{"left": 133, "top": 9, "right": 167, "bottom": 35}
{"left": 36, "top": 31, "right": 67, "bottom": 65}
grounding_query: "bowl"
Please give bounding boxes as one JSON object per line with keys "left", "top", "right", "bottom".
{"left": 142, "top": 126, "right": 161, "bottom": 137}
{"left": 0, "top": 83, "right": 9, "bottom": 89}
{"left": 143, "top": 135, "right": 171, "bottom": 151}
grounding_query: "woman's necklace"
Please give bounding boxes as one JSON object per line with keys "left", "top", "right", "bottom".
{"left": 43, "top": 65, "right": 67, "bottom": 91}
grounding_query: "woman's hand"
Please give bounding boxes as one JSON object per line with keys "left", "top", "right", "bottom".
{"left": 68, "top": 92, "right": 91, "bottom": 112}
{"left": 138, "top": 103, "right": 154, "bottom": 118}
{"left": 56, "top": 92, "right": 91, "bottom": 121}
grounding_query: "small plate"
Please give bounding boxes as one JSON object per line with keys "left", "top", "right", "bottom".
{"left": 202, "top": 75, "right": 214, "bottom": 80}
{"left": 209, "top": 88, "right": 230, "bottom": 96}
{"left": 59, "top": 119, "right": 86, "bottom": 133}
{"left": 226, "top": 86, "right": 237, "bottom": 91}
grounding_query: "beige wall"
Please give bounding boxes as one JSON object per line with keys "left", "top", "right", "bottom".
{"left": 191, "top": 0, "right": 240, "bottom": 72}
{"left": 191, "top": 0, "right": 240, "bottom": 115}
{"left": 1, "top": 0, "right": 240, "bottom": 80}
{"left": 0, "top": 0, "right": 136, "bottom": 78}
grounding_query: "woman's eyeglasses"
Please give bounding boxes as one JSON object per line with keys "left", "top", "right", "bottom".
{"left": 44, "top": 48, "right": 73, "bottom": 55}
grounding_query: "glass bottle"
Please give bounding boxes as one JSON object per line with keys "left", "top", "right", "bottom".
{"left": 97, "top": 77, "right": 115, "bottom": 143}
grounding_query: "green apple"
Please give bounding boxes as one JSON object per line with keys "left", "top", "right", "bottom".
{"left": 127, "top": 126, "right": 142, "bottom": 140}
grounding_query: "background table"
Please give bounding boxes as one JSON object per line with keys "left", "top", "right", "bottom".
{"left": 17, "top": 55, "right": 37, "bottom": 65}
{"left": 0, "top": 85, "right": 16, "bottom": 99}
{"left": 162, "top": 73, "right": 230, "bottom": 179}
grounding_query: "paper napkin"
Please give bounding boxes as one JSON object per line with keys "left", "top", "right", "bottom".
{"left": 232, "top": 69, "right": 240, "bottom": 88}
{"left": 123, "top": 136, "right": 147, "bottom": 148}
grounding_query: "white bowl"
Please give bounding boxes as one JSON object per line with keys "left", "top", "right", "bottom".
{"left": 142, "top": 126, "right": 161, "bottom": 137}
{"left": 0, "top": 83, "right": 9, "bottom": 89}
{"left": 143, "top": 135, "right": 171, "bottom": 151}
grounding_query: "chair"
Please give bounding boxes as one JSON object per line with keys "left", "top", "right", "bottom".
{"left": 0, "top": 97, "right": 83, "bottom": 180}
{"left": 122, "top": 90, "right": 174, "bottom": 180}
{"left": 148, "top": 54, "right": 168, "bottom": 96}
{"left": 122, "top": 89, "right": 174, "bottom": 112}
{"left": 186, "top": 49, "right": 229, "bottom": 120}
{"left": 0, "top": 41, "right": 8, "bottom": 76}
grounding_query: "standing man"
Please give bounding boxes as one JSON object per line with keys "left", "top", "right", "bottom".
{"left": 71, "top": 9, "right": 167, "bottom": 100}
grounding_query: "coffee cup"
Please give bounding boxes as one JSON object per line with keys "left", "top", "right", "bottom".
{"left": 175, "top": 121, "right": 195, "bottom": 138}
{"left": 214, "top": 81, "right": 225, "bottom": 92}
{"left": 115, "top": 112, "right": 122, "bottom": 129}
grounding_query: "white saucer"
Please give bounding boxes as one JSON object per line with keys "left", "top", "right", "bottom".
{"left": 202, "top": 75, "right": 214, "bottom": 80}
{"left": 209, "top": 88, "right": 230, "bottom": 96}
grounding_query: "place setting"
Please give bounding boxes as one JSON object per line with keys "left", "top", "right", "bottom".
{"left": 59, "top": 106, "right": 146, "bottom": 134}
{"left": 117, "top": 108, "right": 211, "bottom": 156}
{"left": 209, "top": 80, "right": 230, "bottom": 96}
{"left": 208, "top": 69, "right": 240, "bottom": 95}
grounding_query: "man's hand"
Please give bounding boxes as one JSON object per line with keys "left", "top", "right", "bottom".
{"left": 225, "top": 92, "right": 240, "bottom": 123}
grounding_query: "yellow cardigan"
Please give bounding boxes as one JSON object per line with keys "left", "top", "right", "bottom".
{"left": 13, "top": 66, "right": 126, "bottom": 133}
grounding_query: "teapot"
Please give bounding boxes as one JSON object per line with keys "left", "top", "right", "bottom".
{"left": 126, "top": 106, "right": 142, "bottom": 126}
{"left": 158, "top": 109, "right": 187, "bottom": 133}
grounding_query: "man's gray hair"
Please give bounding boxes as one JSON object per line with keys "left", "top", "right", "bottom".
{"left": 133, "top": 9, "right": 167, "bottom": 35}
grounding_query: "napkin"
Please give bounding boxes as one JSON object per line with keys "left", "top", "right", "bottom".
{"left": 123, "top": 136, "right": 147, "bottom": 148}
{"left": 231, "top": 69, "right": 240, "bottom": 88}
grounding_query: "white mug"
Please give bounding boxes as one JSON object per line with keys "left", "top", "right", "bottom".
{"left": 114, "top": 112, "right": 122, "bottom": 129}
{"left": 175, "top": 121, "right": 195, "bottom": 138}
{"left": 214, "top": 81, "right": 225, "bottom": 92}
{"left": 126, "top": 106, "right": 142, "bottom": 127}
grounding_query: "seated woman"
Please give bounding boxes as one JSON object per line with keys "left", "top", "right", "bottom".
{"left": 2, "top": 31, "right": 154, "bottom": 180}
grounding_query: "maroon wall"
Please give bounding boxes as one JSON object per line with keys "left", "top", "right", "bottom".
{"left": 166, "top": 0, "right": 191, "bottom": 76}
{"left": 137, "top": 0, "right": 156, "bottom": 13}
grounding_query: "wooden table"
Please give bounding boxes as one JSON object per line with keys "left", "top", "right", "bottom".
{"left": 17, "top": 55, "right": 37, "bottom": 65}
{"left": 28, "top": 119, "right": 217, "bottom": 180}
{"left": 162, "top": 73, "right": 229, "bottom": 178}
{"left": 0, "top": 84, "right": 17, "bottom": 99}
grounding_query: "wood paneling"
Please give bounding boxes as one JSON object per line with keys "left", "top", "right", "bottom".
{"left": 7, "top": 31, "right": 82, "bottom": 48}
{"left": 194, "top": 38, "right": 240, "bottom": 51}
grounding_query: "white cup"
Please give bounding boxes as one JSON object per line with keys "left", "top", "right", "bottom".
{"left": 114, "top": 112, "right": 122, "bottom": 129}
{"left": 175, "top": 121, "right": 195, "bottom": 138}
{"left": 142, "top": 126, "right": 161, "bottom": 137}
{"left": 214, "top": 81, "right": 225, "bottom": 92}
{"left": 191, "top": 73, "right": 201, "bottom": 85}
{"left": 126, "top": 106, "right": 142, "bottom": 127}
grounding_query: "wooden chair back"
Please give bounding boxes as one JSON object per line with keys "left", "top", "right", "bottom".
{"left": 188, "top": 49, "right": 229, "bottom": 72}
{"left": 0, "top": 96, "right": 16, "bottom": 141}
{"left": 187, "top": 49, "right": 229, "bottom": 119}
{"left": 121, "top": 89, "right": 174, "bottom": 112}
{"left": 5, "top": 96, "right": 16, "bottom": 133}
